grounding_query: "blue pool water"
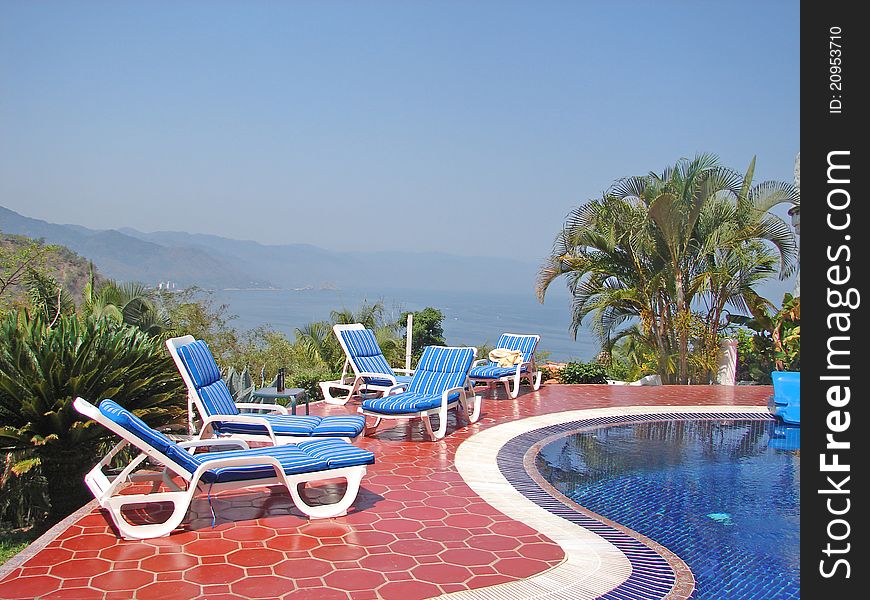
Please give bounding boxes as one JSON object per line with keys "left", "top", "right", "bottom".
{"left": 535, "top": 419, "right": 800, "bottom": 599}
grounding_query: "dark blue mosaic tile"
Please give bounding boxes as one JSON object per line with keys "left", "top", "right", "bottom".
{"left": 520, "top": 416, "right": 798, "bottom": 600}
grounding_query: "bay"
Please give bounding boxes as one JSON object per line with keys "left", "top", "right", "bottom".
{"left": 209, "top": 286, "right": 597, "bottom": 363}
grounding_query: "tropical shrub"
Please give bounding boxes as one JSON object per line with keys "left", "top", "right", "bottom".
{"left": 730, "top": 293, "right": 800, "bottom": 382}
{"left": 538, "top": 154, "right": 797, "bottom": 384}
{"left": 559, "top": 361, "right": 609, "bottom": 384}
{"left": 0, "top": 311, "right": 186, "bottom": 523}
{"left": 400, "top": 307, "right": 445, "bottom": 364}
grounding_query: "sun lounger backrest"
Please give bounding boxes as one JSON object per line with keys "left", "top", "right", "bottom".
{"left": 491, "top": 334, "right": 538, "bottom": 365}
{"left": 99, "top": 399, "right": 201, "bottom": 474}
{"left": 407, "top": 346, "right": 475, "bottom": 395}
{"left": 340, "top": 328, "right": 396, "bottom": 377}
{"left": 176, "top": 340, "right": 240, "bottom": 417}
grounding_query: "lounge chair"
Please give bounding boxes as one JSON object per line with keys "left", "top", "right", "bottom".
{"left": 167, "top": 336, "right": 366, "bottom": 444}
{"left": 771, "top": 371, "right": 800, "bottom": 425}
{"left": 359, "top": 345, "right": 481, "bottom": 441}
{"left": 74, "top": 397, "right": 374, "bottom": 539}
{"left": 468, "top": 333, "right": 542, "bottom": 399}
{"left": 319, "top": 324, "right": 414, "bottom": 405}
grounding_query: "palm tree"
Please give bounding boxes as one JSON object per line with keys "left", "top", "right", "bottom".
{"left": 82, "top": 273, "right": 171, "bottom": 336}
{"left": 538, "top": 155, "right": 797, "bottom": 383}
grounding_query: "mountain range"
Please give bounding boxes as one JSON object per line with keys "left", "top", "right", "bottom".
{"left": 0, "top": 206, "right": 540, "bottom": 293}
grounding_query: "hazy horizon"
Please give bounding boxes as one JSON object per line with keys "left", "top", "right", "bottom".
{"left": 2, "top": 1, "right": 799, "bottom": 265}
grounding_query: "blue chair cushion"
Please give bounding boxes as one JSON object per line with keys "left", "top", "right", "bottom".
{"left": 198, "top": 380, "right": 241, "bottom": 417}
{"left": 407, "top": 347, "right": 475, "bottom": 396}
{"left": 97, "top": 400, "right": 373, "bottom": 485}
{"left": 296, "top": 438, "right": 377, "bottom": 469}
{"left": 361, "top": 374, "right": 414, "bottom": 388}
{"left": 98, "top": 400, "right": 201, "bottom": 474}
{"left": 198, "top": 439, "right": 375, "bottom": 484}
{"left": 489, "top": 334, "right": 538, "bottom": 365}
{"left": 177, "top": 340, "right": 223, "bottom": 388}
{"left": 361, "top": 391, "right": 460, "bottom": 415}
{"left": 469, "top": 365, "right": 527, "bottom": 379}
{"left": 212, "top": 414, "right": 366, "bottom": 438}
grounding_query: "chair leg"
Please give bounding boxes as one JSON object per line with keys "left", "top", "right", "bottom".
{"left": 363, "top": 415, "right": 381, "bottom": 436}
{"left": 532, "top": 370, "right": 542, "bottom": 390}
{"left": 105, "top": 490, "right": 195, "bottom": 540}
{"left": 287, "top": 468, "right": 365, "bottom": 519}
{"left": 320, "top": 382, "right": 350, "bottom": 405}
{"left": 457, "top": 392, "right": 482, "bottom": 425}
{"left": 504, "top": 376, "right": 520, "bottom": 399}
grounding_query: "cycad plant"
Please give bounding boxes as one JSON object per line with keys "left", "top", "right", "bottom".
{"left": 0, "top": 310, "right": 185, "bottom": 523}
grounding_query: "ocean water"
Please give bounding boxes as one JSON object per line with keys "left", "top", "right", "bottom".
{"left": 209, "top": 286, "right": 597, "bottom": 362}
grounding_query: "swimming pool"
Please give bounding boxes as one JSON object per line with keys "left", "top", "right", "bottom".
{"left": 535, "top": 419, "right": 800, "bottom": 599}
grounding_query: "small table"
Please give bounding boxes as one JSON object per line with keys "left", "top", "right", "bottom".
{"left": 250, "top": 387, "right": 309, "bottom": 415}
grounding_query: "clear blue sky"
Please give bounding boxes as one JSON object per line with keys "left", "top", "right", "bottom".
{"left": 1, "top": 1, "right": 799, "bottom": 267}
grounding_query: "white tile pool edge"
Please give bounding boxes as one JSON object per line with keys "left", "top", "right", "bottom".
{"left": 444, "top": 405, "right": 772, "bottom": 599}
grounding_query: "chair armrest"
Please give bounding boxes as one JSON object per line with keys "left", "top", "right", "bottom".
{"left": 234, "top": 402, "right": 289, "bottom": 415}
{"left": 441, "top": 386, "right": 465, "bottom": 407}
{"left": 178, "top": 438, "right": 250, "bottom": 452}
{"left": 385, "top": 383, "right": 409, "bottom": 396}
{"left": 201, "top": 414, "right": 278, "bottom": 444}
{"left": 472, "top": 359, "right": 489, "bottom": 367}
{"left": 190, "top": 454, "right": 290, "bottom": 489}
{"left": 357, "top": 371, "right": 398, "bottom": 385}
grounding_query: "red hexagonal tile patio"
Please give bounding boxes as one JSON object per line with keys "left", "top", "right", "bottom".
{"left": 0, "top": 385, "right": 770, "bottom": 599}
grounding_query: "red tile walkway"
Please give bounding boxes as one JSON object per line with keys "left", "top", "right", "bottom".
{"left": 0, "top": 384, "right": 771, "bottom": 599}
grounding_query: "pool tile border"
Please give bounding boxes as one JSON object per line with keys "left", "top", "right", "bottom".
{"left": 448, "top": 405, "right": 773, "bottom": 599}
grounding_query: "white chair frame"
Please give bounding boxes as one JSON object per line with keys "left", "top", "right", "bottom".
{"left": 74, "top": 398, "right": 367, "bottom": 540}
{"left": 319, "top": 324, "right": 414, "bottom": 405}
{"left": 167, "top": 335, "right": 346, "bottom": 445}
{"left": 469, "top": 334, "right": 543, "bottom": 399}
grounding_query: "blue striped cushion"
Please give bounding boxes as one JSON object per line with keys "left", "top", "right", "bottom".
{"left": 407, "top": 347, "right": 475, "bottom": 396}
{"left": 362, "top": 374, "right": 414, "bottom": 388}
{"left": 98, "top": 401, "right": 373, "bottom": 485}
{"left": 311, "top": 415, "right": 367, "bottom": 437}
{"left": 198, "top": 380, "right": 240, "bottom": 417}
{"left": 489, "top": 334, "right": 538, "bottom": 367}
{"left": 341, "top": 329, "right": 397, "bottom": 383}
{"left": 198, "top": 440, "right": 374, "bottom": 484}
{"left": 177, "top": 341, "right": 240, "bottom": 417}
{"left": 212, "top": 414, "right": 365, "bottom": 438}
{"left": 296, "top": 438, "right": 376, "bottom": 468}
{"left": 361, "top": 391, "right": 458, "bottom": 415}
{"left": 177, "top": 341, "right": 223, "bottom": 388}
{"left": 469, "top": 365, "right": 527, "bottom": 379}
{"left": 99, "top": 400, "right": 201, "bottom": 474}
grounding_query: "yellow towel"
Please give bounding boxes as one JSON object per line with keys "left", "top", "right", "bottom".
{"left": 489, "top": 348, "right": 524, "bottom": 367}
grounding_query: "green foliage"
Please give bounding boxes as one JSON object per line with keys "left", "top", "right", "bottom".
{"left": 1, "top": 234, "right": 97, "bottom": 317}
{"left": 1, "top": 450, "right": 49, "bottom": 528}
{"left": 223, "top": 366, "right": 254, "bottom": 403}
{"left": 158, "top": 288, "right": 240, "bottom": 362}
{"left": 0, "top": 526, "right": 38, "bottom": 566}
{"left": 730, "top": 293, "right": 800, "bottom": 382}
{"left": 0, "top": 310, "right": 186, "bottom": 523}
{"left": 1, "top": 235, "right": 56, "bottom": 315}
{"left": 538, "top": 154, "right": 797, "bottom": 384}
{"left": 289, "top": 365, "right": 335, "bottom": 403}
{"left": 400, "top": 307, "right": 445, "bottom": 363}
{"left": 559, "top": 361, "right": 609, "bottom": 384}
